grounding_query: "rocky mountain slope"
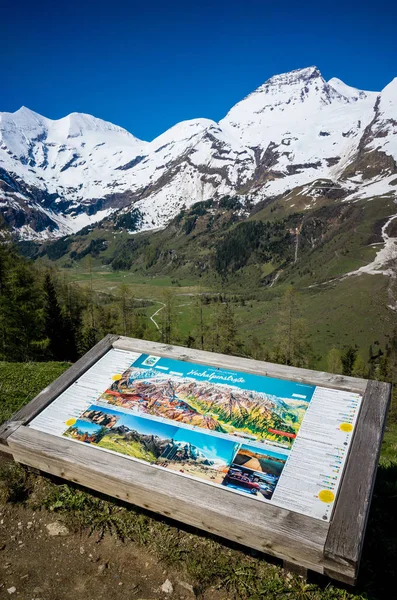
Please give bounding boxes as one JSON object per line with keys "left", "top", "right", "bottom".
{"left": 1, "top": 66, "right": 396, "bottom": 239}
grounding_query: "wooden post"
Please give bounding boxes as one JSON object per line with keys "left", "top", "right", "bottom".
{"left": 323, "top": 380, "right": 391, "bottom": 584}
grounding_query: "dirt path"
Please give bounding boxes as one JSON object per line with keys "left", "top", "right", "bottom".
{"left": 0, "top": 504, "right": 228, "bottom": 600}
{"left": 149, "top": 302, "right": 166, "bottom": 331}
{"left": 149, "top": 299, "right": 193, "bottom": 330}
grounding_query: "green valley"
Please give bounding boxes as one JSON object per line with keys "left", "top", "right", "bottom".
{"left": 15, "top": 192, "right": 396, "bottom": 374}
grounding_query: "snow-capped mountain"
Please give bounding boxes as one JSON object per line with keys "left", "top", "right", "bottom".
{"left": 1, "top": 66, "right": 396, "bottom": 239}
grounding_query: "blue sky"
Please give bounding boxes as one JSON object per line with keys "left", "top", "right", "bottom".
{"left": 173, "top": 428, "right": 238, "bottom": 463}
{"left": 73, "top": 420, "right": 103, "bottom": 434}
{"left": 85, "top": 404, "right": 237, "bottom": 461}
{"left": 2, "top": 0, "right": 395, "bottom": 140}
{"left": 88, "top": 405, "right": 178, "bottom": 438}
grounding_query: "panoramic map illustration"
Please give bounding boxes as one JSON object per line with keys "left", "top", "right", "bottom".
{"left": 98, "top": 353, "right": 315, "bottom": 448}
{"left": 59, "top": 352, "right": 316, "bottom": 503}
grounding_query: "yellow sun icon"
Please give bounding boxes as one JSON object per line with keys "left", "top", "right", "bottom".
{"left": 318, "top": 490, "right": 335, "bottom": 503}
{"left": 340, "top": 423, "right": 353, "bottom": 432}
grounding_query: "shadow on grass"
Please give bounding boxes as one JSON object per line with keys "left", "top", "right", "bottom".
{"left": 1, "top": 456, "right": 396, "bottom": 599}
{"left": 354, "top": 463, "right": 397, "bottom": 599}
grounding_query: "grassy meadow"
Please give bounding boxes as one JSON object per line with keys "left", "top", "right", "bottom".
{"left": 60, "top": 264, "right": 393, "bottom": 370}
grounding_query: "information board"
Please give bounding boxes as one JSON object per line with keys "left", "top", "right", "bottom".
{"left": 29, "top": 348, "right": 362, "bottom": 521}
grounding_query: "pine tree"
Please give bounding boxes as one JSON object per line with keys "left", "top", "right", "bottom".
{"left": 62, "top": 279, "right": 83, "bottom": 361}
{"left": 96, "top": 304, "right": 119, "bottom": 337}
{"left": 352, "top": 354, "right": 368, "bottom": 378}
{"left": 250, "top": 335, "right": 263, "bottom": 360}
{"left": 341, "top": 346, "right": 358, "bottom": 376}
{"left": 131, "top": 310, "right": 147, "bottom": 339}
{"left": 118, "top": 283, "right": 134, "bottom": 336}
{"left": 388, "top": 330, "right": 397, "bottom": 386}
{"left": 0, "top": 237, "right": 53, "bottom": 360}
{"left": 78, "top": 258, "right": 100, "bottom": 353}
{"left": 273, "top": 287, "right": 312, "bottom": 367}
{"left": 6, "top": 257, "right": 44, "bottom": 361}
{"left": 0, "top": 242, "right": 13, "bottom": 359}
{"left": 192, "top": 294, "right": 207, "bottom": 350}
{"left": 376, "top": 354, "right": 390, "bottom": 381}
{"left": 80, "top": 317, "right": 99, "bottom": 354}
{"left": 368, "top": 344, "right": 375, "bottom": 378}
{"left": 327, "top": 348, "right": 343, "bottom": 374}
{"left": 43, "top": 273, "right": 67, "bottom": 360}
{"left": 218, "top": 302, "right": 238, "bottom": 354}
{"left": 87, "top": 257, "right": 96, "bottom": 332}
{"left": 208, "top": 298, "right": 221, "bottom": 352}
{"left": 159, "top": 290, "right": 177, "bottom": 344}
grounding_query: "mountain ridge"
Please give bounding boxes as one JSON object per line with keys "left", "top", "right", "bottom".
{"left": 1, "top": 66, "right": 396, "bottom": 240}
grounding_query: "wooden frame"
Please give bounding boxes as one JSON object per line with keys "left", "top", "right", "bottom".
{"left": 0, "top": 335, "right": 391, "bottom": 584}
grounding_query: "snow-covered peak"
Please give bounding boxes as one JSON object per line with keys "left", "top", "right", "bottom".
{"left": 0, "top": 107, "right": 48, "bottom": 159}
{"left": 150, "top": 118, "right": 217, "bottom": 151}
{"left": 2, "top": 106, "right": 44, "bottom": 121}
{"left": 0, "top": 106, "right": 47, "bottom": 135}
{"left": 1, "top": 66, "right": 396, "bottom": 240}
{"left": 219, "top": 66, "right": 355, "bottom": 147}
{"left": 260, "top": 65, "right": 322, "bottom": 86}
{"left": 242, "top": 65, "right": 338, "bottom": 102}
{"left": 367, "top": 78, "right": 397, "bottom": 158}
{"left": 0, "top": 106, "right": 145, "bottom": 146}
{"left": 380, "top": 77, "right": 397, "bottom": 106}
{"left": 48, "top": 112, "right": 141, "bottom": 142}
{"left": 327, "top": 77, "right": 377, "bottom": 101}
{"left": 0, "top": 105, "right": 148, "bottom": 178}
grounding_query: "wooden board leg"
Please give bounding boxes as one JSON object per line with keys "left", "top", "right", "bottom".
{"left": 283, "top": 560, "right": 308, "bottom": 579}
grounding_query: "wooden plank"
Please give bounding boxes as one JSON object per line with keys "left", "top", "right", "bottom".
{"left": 112, "top": 337, "right": 368, "bottom": 393}
{"left": 8, "top": 426, "right": 329, "bottom": 574}
{"left": 0, "top": 334, "right": 119, "bottom": 449}
{"left": 0, "top": 421, "right": 24, "bottom": 455}
{"left": 323, "top": 380, "right": 391, "bottom": 584}
{"left": 283, "top": 560, "right": 308, "bottom": 579}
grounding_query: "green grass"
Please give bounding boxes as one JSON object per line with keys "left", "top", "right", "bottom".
{"left": 64, "top": 269, "right": 206, "bottom": 300}
{"left": 1, "top": 362, "right": 396, "bottom": 599}
{"left": 148, "top": 273, "right": 390, "bottom": 370}
{"left": 0, "top": 361, "right": 70, "bottom": 424}
{"left": 97, "top": 434, "right": 157, "bottom": 461}
{"left": 51, "top": 266, "right": 393, "bottom": 372}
